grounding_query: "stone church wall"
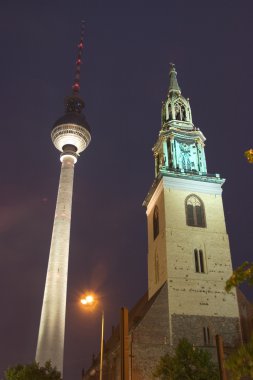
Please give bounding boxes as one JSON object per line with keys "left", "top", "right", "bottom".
{"left": 172, "top": 314, "right": 241, "bottom": 347}
{"left": 130, "top": 284, "right": 170, "bottom": 379}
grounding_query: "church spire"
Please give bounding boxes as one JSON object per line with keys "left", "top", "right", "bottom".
{"left": 168, "top": 63, "right": 181, "bottom": 95}
{"left": 153, "top": 66, "right": 207, "bottom": 178}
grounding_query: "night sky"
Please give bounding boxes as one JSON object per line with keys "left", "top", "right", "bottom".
{"left": 0, "top": 1, "right": 252, "bottom": 379}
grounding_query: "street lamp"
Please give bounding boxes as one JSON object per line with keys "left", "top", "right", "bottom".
{"left": 244, "top": 149, "right": 253, "bottom": 163}
{"left": 80, "top": 293, "right": 104, "bottom": 380}
{"left": 80, "top": 294, "right": 94, "bottom": 306}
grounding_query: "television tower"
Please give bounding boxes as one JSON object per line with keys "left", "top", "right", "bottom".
{"left": 36, "top": 21, "right": 91, "bottom": 375}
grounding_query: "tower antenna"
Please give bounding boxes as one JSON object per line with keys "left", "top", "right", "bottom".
{"left": 72, "top": 20, "right": 85, "bottom": 95}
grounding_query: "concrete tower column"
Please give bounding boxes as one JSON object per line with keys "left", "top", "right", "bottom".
{"left": 36, "top": 154, "right": 76, "bottom": 373}
{"left": 36, "top": 22, "right": 91, "bottom": 376}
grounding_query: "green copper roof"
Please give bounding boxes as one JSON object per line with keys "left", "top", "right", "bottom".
{"left": 168, "top": 63, "right": 181, "bottom": 95}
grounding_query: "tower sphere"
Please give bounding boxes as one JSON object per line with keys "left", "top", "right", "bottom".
{"left": 51, "top": 95, "right": 91, "bottom": 156}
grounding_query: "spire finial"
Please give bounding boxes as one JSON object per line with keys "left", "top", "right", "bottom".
{"left": 168, "top": 63, "right": 181, "bottom": 95}
{"left": 72, "top": 20, "right": 85, "bottom": 95}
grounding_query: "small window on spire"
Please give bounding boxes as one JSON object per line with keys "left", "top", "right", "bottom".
{"left": 175, "top": 104, "right": 181, "bottom": 120}
{"left": 168, "top": 104, "right": 172, "bottom": 120}
{"left": 173, "top": 100, "right": 188, "bottom": 122}
{"left": 181, "top": 105, "right": 186, "bottom": 121}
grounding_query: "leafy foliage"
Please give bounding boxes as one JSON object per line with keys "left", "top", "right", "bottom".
{"left": 225, "top": 261, "right": 253, "bottom": 379}
{"left": 153, "top": 338, "right": 219, "bottom": 380}
{"left": 225, "top": 337, "right": 253, "bottom": 380}
{"left": 225, "top": 261, "right": 253, "bottom": 292}
{"left": 2, "top": 361, "right": 62, "bottom": 380}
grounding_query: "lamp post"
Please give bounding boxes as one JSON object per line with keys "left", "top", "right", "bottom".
{"left": 216, "top": 335, "right": 228, "bottom": 380}
{"left": 80, "top": 294, "right": 104, "bottom": 380}
{"left": 99, "top": 310, "right": 104, "bottom": 380}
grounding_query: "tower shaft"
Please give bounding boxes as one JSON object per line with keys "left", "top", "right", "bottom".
{"left": 36, "top": 23, "right": 91, "bottom": 376}
{"left": 36, "top": 155, "right": 75, "bottom": 373}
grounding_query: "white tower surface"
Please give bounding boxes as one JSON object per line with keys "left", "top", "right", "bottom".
{"left": 36, "top": 23, "right": 91, "bottom": 375}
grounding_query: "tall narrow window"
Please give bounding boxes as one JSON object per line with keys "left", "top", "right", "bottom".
{"left": 194, "top": 249, "right": 205, "bottom": 273}
{"left": 203, "top": 327, "right": 211, "bottom": 345}
{"left": 153, "top": 206, "right": 159, "bottom": 240}
{"left": 181, "top": 105, "right": 186, "bottom": 121}
{"left": 174, "top": 101, "right": 187, "bottom": 121}
{"left": 154, "top": 251, "right": 159, "bottom": 284}
{"left": 185, "top": 195, "right": 206, "bottom": 227}
{"left": 199, "top": 250, "right": 204, "bottom": 273}
{"left": 168, "top": 104, "right": 172, "bottom": 120}
{"left": 194, "top": 249, "right": 199, "bottom": 273}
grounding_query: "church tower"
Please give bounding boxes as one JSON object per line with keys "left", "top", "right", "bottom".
{"left": 36, "top": 23, "right": 91, "bottom": 375}
{"left": 143, "top": 64, "right": 241, "bottom": 348}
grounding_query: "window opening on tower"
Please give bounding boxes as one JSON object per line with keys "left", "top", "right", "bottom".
{"left": 174, "top": 101, "right": 187, "bottom": 121}
{"left": 153, "top": 205, "right": 159, "bottom": 240}
{"left": 194, "top": 249, "right": 205, "bottom": 273}
{"left": 154, "top": 251, "right": 159, "bottom": 283}
{"left": 168, "top": 103, "right": 172, "bottom": 120}
{"left": 185, "top": 195, "right": 206, "bottom": 227}
{"left": 203, "top": 326, "right": 211, "bottom": 345}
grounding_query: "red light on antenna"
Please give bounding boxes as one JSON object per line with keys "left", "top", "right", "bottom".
{"left": 72, "top": 83, "right": 80, "bottom": 91}
{"left": 78, "top": 42, "right": 84, "bottom": 49}
{"left": 76, "top": 59, "right": 81, "bottom": 65}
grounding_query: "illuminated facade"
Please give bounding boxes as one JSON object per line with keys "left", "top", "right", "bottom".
{"left": 144, "top": 64, "right": 241, "bottom": 348}
{"left": 36, "top": 24, "right": 91, "bottom": 375}
{"left": 83, "top": 65, "right": 249, "bottom": 380}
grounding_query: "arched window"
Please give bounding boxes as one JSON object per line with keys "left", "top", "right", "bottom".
{"left": 153, "top": 205, "right": 159, "bottom": 240}
{"left": 174, "top": 101, "right": 187, "bottom": 121}
{"left": 168, "top": 104, "right": 172, "bottom": 120}
{"left": 181, "top": 105, "right": 186, "bottom": 121}
{"left": 175, "top": 103, "right": 181, "bottom": 120}
{"left": 186, "top": 195, "right": 206, "bottom": 227}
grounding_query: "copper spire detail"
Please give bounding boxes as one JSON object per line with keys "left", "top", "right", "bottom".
{"left": 168, "top": 63, "right": 181, "bottom": 95}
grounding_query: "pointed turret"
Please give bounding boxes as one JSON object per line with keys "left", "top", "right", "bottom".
{"left": 161, "top": 63, "right": 193, "bottom": 130}
{"left": 168, "top": 63, "right": 181, "bottom": 95}
{"left": 152, "top": 65, "right": 207, "bottom": 178}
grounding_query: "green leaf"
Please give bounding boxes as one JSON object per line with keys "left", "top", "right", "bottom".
{"left": 2, "top": 362, "right": 62, "bottom": 380}
{"left": 153, "top": 339, "right": 219, "bottom": 380}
